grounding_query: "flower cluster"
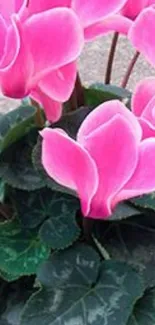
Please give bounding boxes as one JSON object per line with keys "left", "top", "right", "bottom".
{"left": 1, "top": 0, "right": 155, "bottom": 219}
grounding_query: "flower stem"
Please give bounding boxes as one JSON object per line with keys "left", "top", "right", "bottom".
{"left": 31, "top": 98, "right": 45, "bottom": 128}
{"left": 82, "top": 218, "right": 94, "bottom": 242}
{"left": 92, "top": 235, "right": 111, "bottom": 260}
{"left": 105, "top": 32, "right": 119, "bottom": 84}
{"left": 121, "top": 51, "right": 140, "bottom": 88}
{"left": 68, "top": 73, "right": 85, "bottom": 111}
{"left": 75, "top": 73, "right": 85, "bottom": 107}
{"left": 68, "top": 87, "right": 78, "bottom": 111}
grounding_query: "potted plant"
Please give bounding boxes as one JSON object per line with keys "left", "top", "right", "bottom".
{"left": 0, "top": 1, "right": 155, "bottom": 324}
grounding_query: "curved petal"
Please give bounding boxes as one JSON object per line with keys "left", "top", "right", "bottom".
{"left": 0, "top": 0, "right": 15, "bottom": 24}
{"left": 15, "top": 0, "right": 27, "bottom": 12}
{"left": 39, "top": 62, "right": 77, "bottom": 102}
{"left": 81, "top": 115, "right": 138, "bottom": 219}
{"left": 141, "top": 95, "right": 155, "bottom": 126}
{"left": 31, "top": 88, "right": 63, "bottom": 122}
{"left": 0, "top": 15, "right": 7, "bottom": 60}
{"left": 77, "top": 100, "right": 142, "bottom": 143}
{"left": 40, "top": 128, "right": 99, "bottom": 216}
{"left": 114, "top": 138, "right": 155, "bottom": 203}
{"left": 121, "top": 0, "right": 149, "bottom": 20}
{"left": 24, "top": 8, "right": 84, "bottom": 83}
{"left": 138, "top": 117, "right": 155, "bottom": 139}
{"left": 72, "top": 0, "right": 127, "bottom": 28}
{"left": 84, "top": 14, "right": 132, "bottom": 40}
{"left": 129, "top": 7, "right": 155, "bottom": 66}
{"left": 0, "top": 16, "right": 20, "bottom": 69}
{"left": 27, "top": 0, "right": 71, "bottom": 15}
{"left": 132, "top": 77, "right": 155, "bottom": 116}
{"left": 0, "top": 16, "right": 34, "bottom": 98}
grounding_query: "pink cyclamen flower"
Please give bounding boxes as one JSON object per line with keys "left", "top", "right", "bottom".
{"left": 129, "top": 6, "right": 155, "bottom": 66}
{"left": 41, "top": 100, "right": 155, "bottom": 219}
{"left": 131, "top": 77, "right": 155, "bottom": 139}
{"left": 0, "top": 1, "right": 84, "bottom": 122}
{"left": 25, "top": 0, "right": 130, "bottom": 41}
{"left": 121, "top": 0, "right": 155, "bottom": 20}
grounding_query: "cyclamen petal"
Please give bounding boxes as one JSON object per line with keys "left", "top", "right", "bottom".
{"left": 132, "top": 77, "right": 155, "bottom": 117}
{"left": 41, "top": 128, "right": 99, "bottom": 216}
{"left": 84, "top": 15, "right": 132, "bottom": 40}
{"left": 72, "top": 0, "right": 127, "bottom": 28}
{"left": 129, "top": 7, "right": 155, "bottom": 66}
{"left": 138, "top": 118, "right": 155, "bottom": 139}
{"left": 81, "top": 115, "right": 139, "bottom": 218}
{"left": 77, "top": 100, "right": 142, "bottom": 143}
{"left": 31, "top": 88, "right": 63, "bottom": 123}
{"left": 121, "top": 0, "right": 149, "bottom": 20}
{"left": 0, "top": 16, "right": 34, "bottom": 98}
{"left": 24, "top": 8, "right": 84, "bottom": 82}
{"left": 39, "top": 62, "right": 77, "bottom": 102}
{"left": 0, "top": 15, "right": 7, "bottom": 59}
{"left": 131, "top": 78, "right": 155, "bottom": 140}
{"left": 114, "top": 138, "right": 155, "bottom": 202}
{"left": 27, "top": 0, "right": 71, "bottom": 15}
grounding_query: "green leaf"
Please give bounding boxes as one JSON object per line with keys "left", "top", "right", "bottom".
{"left": 12, "top": 188, "right": 59, "bottom": 229}
{"left": 84, "top": 83, "right": 131, "bottom": 107}
{"left": 94, "top": 214, "right": 155, "bottom": 287}
{"left": 0, "top": 269, "right": 20, "bottom": 282}
{"left": 21, "top": 244, "right": 144, "bottom": 325}
{"left": 0, "top": 131, "right": 45, "bottom": 191}
{"left": 0, "top": 276, "right": 35, "bottom": 324}
{"left": 0, "top": 179, "right": 5, "bottom": 203}
{"left": 110, "top": 202, "right": 140, "bottom": 221}
{"left": 128, "top": 288, "right": 155, "bottom": 325}
{"left": 39, "top": 194, "right": 80, "bottom": 249}
{"left": 0, "top": 105, "right": 37, "bottom": 154}
{"left": 130, "top": 192, "right": 155, "bottom": 211}
{"left": 0, "top": 219, "right": 50, "bottom": 278}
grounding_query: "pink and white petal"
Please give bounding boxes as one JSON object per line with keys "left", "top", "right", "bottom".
{"left": 77, "top": 100, "right": 142, "bottom": 143}
{"left": 0, "top": 16, "right": 20, "bottom": 69}
{"left": 139, "top": 117, "right": 155, "bottom": 139}
{"left": 15, "top": 0, "right": 27, "bottom": 12}
{"left": 114, "top": 138, "right": 155, "bottom": 203}
{"left": 129, "top": 7, "right": 155, "bottom": 66}
{"left": 84, "top": 15, "right": 132, "bottom": 40}
{"left": 27, "top": 0, "right": 71, "bottom": 15}
{"left": 0, "top": 16, "right": 33, "bottom": 98}
{"left": 40, "top": 128, "right": 99, "bottom": 215}
{"left": 24, "top": 8, "right": 84, "bottom": 83}
{"left": 120, "top": 0, "right": 149, "bottom": 20}
{"left": 0, "top": 0, "right": 15, "bottom": 24}
{"left": 72, "top": 0, "right": 127, "bottom": 28}
{"left": 39, "top": 62, "right": 77, "bottom": 102}
{"left": 31, "top": 88, "right": 63, "bottom": 122}
{"left": 132, "top": 77, "right": 155, "bottom": 117}
{"left": 141, "top": 95, "right": 155, "bottom": 126}
{"left": 82, "top": 115, "right": 138, "bottom": 219}
{"left": 0, "top": 15, "right": 7, "bottom": 60}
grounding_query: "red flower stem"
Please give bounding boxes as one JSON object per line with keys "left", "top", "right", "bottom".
{"left": 68, "top": 72, "right": 85, "bottom": 111}
{"left": 105, "top": 32, "right": 119, "bottom": 84}
{"left": 75, "top": 73, "right": 85, "bottom": 107}
{"left": 68, "top": 87, "right": 78, "bottom": 111}
{"left": 121, "top": 51, "right": 140, "bottom": 88}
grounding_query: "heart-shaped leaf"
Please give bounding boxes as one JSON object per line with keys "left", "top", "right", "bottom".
{"left": 0, "top": 219, "right": 50, "bottom": 278}
{"left": 94, "top": 214, "right": 155, "bottom": 287}
{"left": 0, "top": 105, "right": 38, "bottom": 154}
{"left": 21, "top": 244, "right": 144, "bottom": 325}
{"left": 128, "top": 288, "right": 155, "bottom": 325}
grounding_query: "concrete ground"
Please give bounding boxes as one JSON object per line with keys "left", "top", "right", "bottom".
{"left": 1, "top": 34, "right": 155, "bottom": 112}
